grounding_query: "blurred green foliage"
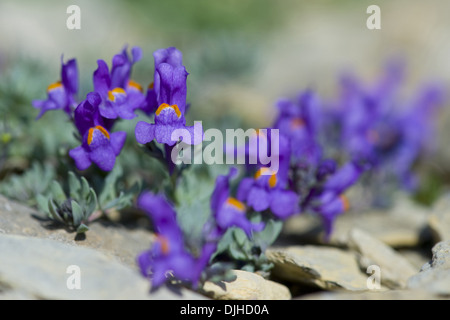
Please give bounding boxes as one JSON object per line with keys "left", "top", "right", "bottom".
{"left": 126, "top": 0, "right": 284, "bottom": 35}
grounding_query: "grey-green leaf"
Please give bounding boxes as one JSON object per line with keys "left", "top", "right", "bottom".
{"left": 48, "top": 198, "right": 62, "bottom": 222}
{"left": 36, "top": 194, "right": 49, "bottom": 214}
{"left": 50, "top": 180, "right": 66, "bottom": 203}
{"left": 68, "top": 171, "right": 81, "bottom": 199}
{"left": 85, "top": 188, "right": 98, "bottom": 218}
{"left": 76, "top": 223, "right": 89, "bottom": 234}
{"left": 253, "top": 218, "right": 283, "bottom": 249}
{"left": 80, "top": 177, "right": 90, "bottom": 199}
{"left": 98, "top": 165, "right": 122, "bottom": 205}
{"left": 232, "top": 228, "right": 247, "bottom": 246}
{"left": 71, "top": 200, "right": 84, "bottom": 227}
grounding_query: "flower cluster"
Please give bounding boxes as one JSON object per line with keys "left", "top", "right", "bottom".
{"left": 33, "top": 46, "right": 261, "bottom": 289}
{"left": 227, "top": 89, "right": 365, "bottom": 239}
{"left": 329, "top": 60, "right": 444, "bottom": 201}
{"left": 229, "top": 60, "right": 444, "bottom": 236}
{"left": 32, "top": 48, "right": 444, "bottom": 291}
{"left": 32, "top": 57, "right": 79, "bottom": 119}
{"left": 137, "top": 192, "right": 205, "bottom": 288}
{"left": 135, "top": 47, "right": 200, "bottom": 147}
{"left": 33, "top": 46, "right": 202, "bottom": 173}
{"left": 138, "top": 168, "right": 264, "bottom": 289}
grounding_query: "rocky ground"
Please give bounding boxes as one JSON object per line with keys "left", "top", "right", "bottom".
{"left": 1, "top": 193, "right": 450, "bottom": 300}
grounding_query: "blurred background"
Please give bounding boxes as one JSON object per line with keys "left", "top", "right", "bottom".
{"left": 1, "top": 0, "right": 450, "bottom": 204}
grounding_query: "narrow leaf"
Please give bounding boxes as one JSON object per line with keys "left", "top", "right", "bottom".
{"left": 80, "top": 177, "right": 90, "bottom": 199}
{"left": 50, "top": 180, "right": 66, "bottom": 203}
{"left": 68, "top": 172, "right": 81, "bottom": 199}
{"left": 48, "top": 199, "right": 63, "bottom": 222}
{"left": 36, "top": 194, "right": 49, "bottom": 214}
{"left": 71, "top": 200, "right": 83, "bottom": 227}
{"left": 76, "top": 223, "right": 89, "bottom": 234}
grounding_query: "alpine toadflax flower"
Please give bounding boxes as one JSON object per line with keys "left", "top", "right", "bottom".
{"left": 273, "top": 90, "right": 322, "bottom": 165}
{"left": 310, "top": 160, "right": 364, "bottom": 237}
{"left": 237, "top": 167, "right": 299, "bottom": 219}
{"left": 69, "top": 92, "right": 126, "bottom": 171}
{"left": 93, "top": 46, "right": 145, "bottom": 120}
{"left": 135, "top": 47, "right": 202, "bottom": 146}
{"left": 33, "top": 56, "right": 79, "bottom": 119}
{"left": 337, "top": 60, "right": 444, "bottom": 190}
{"left": 237, "top": 135, "right": 299, "bottom": 219}
{"left": 209, "top": 167, "right": 265, "bottom": 238}
{"left": 136, "top": 192, "right": 205, "bottom": 289}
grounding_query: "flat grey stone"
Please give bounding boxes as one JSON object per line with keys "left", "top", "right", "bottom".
{"left": 408, "top": 240, "right": 450, "bottom": 296}
{"left": 298, "top": 289, "right": 446, "bottom": 300}
{"left": 266, "top": 245, "right": 368, "bottom": 291}
{"left": 201, "top": 270, "right": 291, "bottom": 300}
{"left": 347, "top": 228, "right": 418, "bottom": 289}
{"left": 429, "top": 194, "right": 450, "bottom": 243}
{"left": 283, "top": 194, "right": 430, "bottom": 248}
{"left": 0, "top": 233, "right": 206, "bottom": 300}
{"left": 0, "top": 195, "right": 151, "bottom": 270}
{"left": 398, "top": 248, "right": 431, "bottom": 271}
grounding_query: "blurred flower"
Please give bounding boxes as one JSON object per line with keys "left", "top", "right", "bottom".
{"left": 337, "top": 60, "right": 444, "bottom": 191}
{"left": 309, "top": 160, "right": 365, "bottom": 237}
{"left": 273, "top": 90, "right": 322, "bottom": 166}
{"left": 93, "top": 46, "right": 145, "bottom": 120}
{"left": 32, "top": 56, "right": 79, "bottom": 119}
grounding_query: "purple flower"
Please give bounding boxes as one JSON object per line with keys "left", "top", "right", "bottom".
{"left": 316, "top": 159, "right": 338, "bottom": 180}
{"left": 236, "top": 134, "right": 299, "bottom": 219}
{"left": 32, "top": 56, "right": 78, "bottom": 119}
{"left": 135, "top": 47, "right": 201, "bottom": 146}
{"left": 140, "top": 82, "right": 157, "bottom": 115}
{"left": 136, "top": 192, "right": 205, "bottom": 289}
{"left": 139, "top": 47, "right": 183, "bottom": 115}
{"left": 209, "top": 167, "right": 265, "bottom": 238}
{"left": 311, "top": 161, "right": 364, "bottom": 236}
{"left": 237, "top": 167, "right": 299, "bottom": 220}
{"left": 273, "top": 90, "right": 322, "bottom": 165}
{"left": 153, "top": 47, "right": 187, "bottom": 113}
{"left": 69, "top": 92, "right": 126, "bottom": 172}
{"left": 93, "top": 46, "right": 145, "bottom": 120}
{"left": 135, "top": 103, "right": 201, "bottom": 146}
{"left": 73, "top": 92, "right": 114, "bottom": 135}
{"left": 225, "top": 128, "right": 286, "bottom": 175}
{"left": 337, "top": 60, "right": 444, "bottom": 191}
{"left": 110, "top": 46, "right": 143, "bottom": 89}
